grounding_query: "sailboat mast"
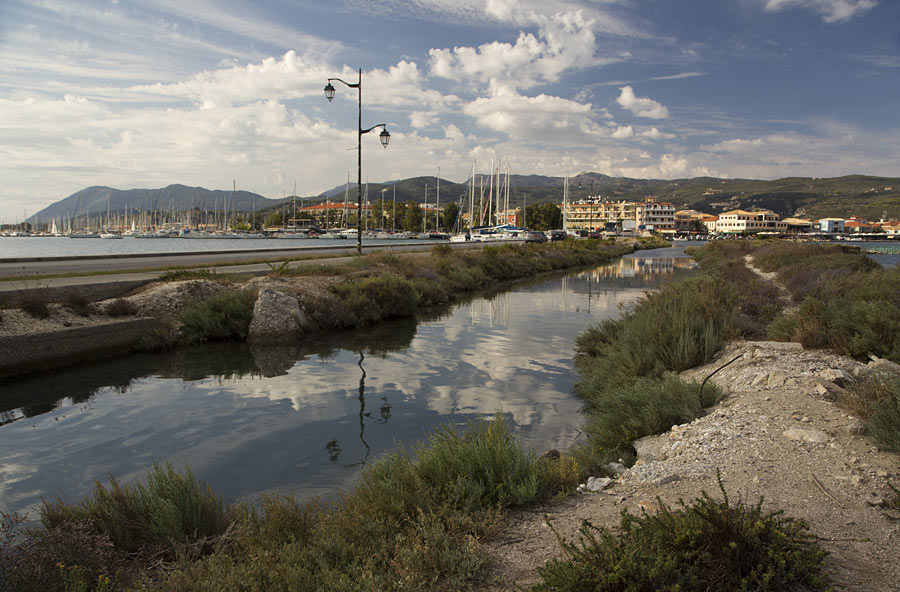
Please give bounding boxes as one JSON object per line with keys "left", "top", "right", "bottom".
{"left": 436, "top": 166, "right": 440, "bottom": 232}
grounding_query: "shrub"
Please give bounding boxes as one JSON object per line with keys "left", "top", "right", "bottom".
{"left": 105, "top": 298, "right": 138, "bottom": 317}
{"left": 431, "top": 243, "right": 452, "bottom": 257}
{"left": 14, "top": 291, "right": 50, "bottom": 319}
{"left": 40, "top": 461, "right": 232, "bottom": 556}
{"left": 581, "top": 374, "right": 721, "bottom": 453}
{"left": 62, "top": 291, "right": 93, "bottom": 316}
{"left": 530, "top": 476, "right": 828, "bottom": 592}
{"left": 0, "top": 513, "right": 127, "bottom": 592}
{"left": 840, "top": 374, "right": 900, "bottom": 453}
{"left": 179, "top": 289, "right": 256, "bottom": 344}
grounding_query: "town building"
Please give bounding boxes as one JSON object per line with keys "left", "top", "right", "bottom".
{"left": 817, "top": 218, "right": 846, "bottom": 234}
{"left": 782, "top": 218, "right": 813, "bottom": 233}
{"left": 716, "top": 210, "right": 787, "bottom": 234}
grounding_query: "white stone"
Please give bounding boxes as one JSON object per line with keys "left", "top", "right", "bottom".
{"left": 783, "top": 428, "right": 829, "bottom": 444}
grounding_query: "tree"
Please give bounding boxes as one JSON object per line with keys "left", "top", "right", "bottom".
{"left": 443, "top": 202, "right": 460, "bottom": 232}
{"left": 523, "top": 202, "right": 562, "bottom": 230}
{"left": 689, "top": 218, "right": 707, "bottom": 234}
{"left": 402, "top": 200, "right": 423, "bottom": 232}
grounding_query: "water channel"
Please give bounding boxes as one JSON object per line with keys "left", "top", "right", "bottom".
{"left": 0, "top": 247, "right": 699, "bottom": 519}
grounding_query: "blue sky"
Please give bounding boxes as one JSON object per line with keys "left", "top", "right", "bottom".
{"left": 1, "top": 0, "right": 898, "bottom": 222}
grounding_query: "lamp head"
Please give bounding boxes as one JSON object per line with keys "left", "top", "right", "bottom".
{"left": 324, "top": 82, "right": 336, "bottom": 102}
{"left": 379, "top": 128, "right": 390, "bottom": 148}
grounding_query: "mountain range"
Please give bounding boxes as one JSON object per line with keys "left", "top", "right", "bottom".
{"left": 27, "top": 174, "right": 900, "bottom": 224}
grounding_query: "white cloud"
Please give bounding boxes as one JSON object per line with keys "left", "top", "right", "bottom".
{"left": 850, "top": 54, "right": 900, "bottom": 68}
{"left": 463, "top": 85, "right": 605, "bottom": 144}
{"left": 611, "top": 125, "right": 633, "bottom": 139}
{"left": 761, "top": 0, "right": 878, "bottom": 23}
{"left": 638, "top": 127, "right": 675, "bottom": 139}
{"left": 615, "top": 86, "right": 669, "bottom": 119}
{"left": 429, "top": 9, "right": 611, "bottom": 90}
{"left": 613, "top": 153, "right": 711, "bottom": 179}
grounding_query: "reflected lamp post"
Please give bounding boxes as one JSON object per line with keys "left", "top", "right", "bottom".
{"left": 324, "top": 68, "right": 391, "bottom": 254}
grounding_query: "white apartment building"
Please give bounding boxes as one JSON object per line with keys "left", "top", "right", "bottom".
{"left": 635, "top": 199, "right": 675, "bottom": 231}
{"left": 716, "top": 210, "right": 786, "bottom": 234}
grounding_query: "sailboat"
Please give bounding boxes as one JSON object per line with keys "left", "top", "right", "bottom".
{"left": 99, "top": 192, "right": 122, "bottom": 238}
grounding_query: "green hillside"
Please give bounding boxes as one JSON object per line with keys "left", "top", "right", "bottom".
{"left": 30, "top": 174, "right": 900, "bottom": 226}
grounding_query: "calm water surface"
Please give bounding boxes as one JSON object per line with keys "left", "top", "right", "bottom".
{"left": 0, "top": 248, "right": 697, "bottom": 518}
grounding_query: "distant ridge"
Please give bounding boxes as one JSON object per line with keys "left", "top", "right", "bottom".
{"left": 27, "top": 174, "right": 900, "bottom": 224}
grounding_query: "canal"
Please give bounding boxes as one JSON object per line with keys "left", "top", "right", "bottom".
{"left": 0, "top": 246, "right": 698, "bottom": 519}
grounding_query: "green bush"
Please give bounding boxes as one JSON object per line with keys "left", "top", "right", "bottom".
{"left": 581, "top": 374, "right": 720, "bottom": 453}
{"left": 575, "top": 274, "right": 733, "bottom": 396}
{"left": 531, "top": 478, "right": 828, "bottom": 592}
{"left": 147, "top": 416, "right": 576, "bottom": 591}
{"left": 179, "top": 290, "right": 256, "bottom": 344}
{"left": 840, "top": 375, "right": 900, "bottom": 453}
{"left": 40, "top": 462, "right": 232, "bottom": 556}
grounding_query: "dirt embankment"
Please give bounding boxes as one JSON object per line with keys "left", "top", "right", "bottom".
{"left": 483, "top": 352, "right": 900, "bottom": 588}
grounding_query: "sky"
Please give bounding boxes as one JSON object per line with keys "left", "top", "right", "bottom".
{"left": 1, "top": 0, "right": 899, "bottom": 222}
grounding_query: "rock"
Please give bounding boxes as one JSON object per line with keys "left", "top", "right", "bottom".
{"left": 813, "top": 380, "right": 848, "bottom": 401}
{"left": 766, "top": 370, "right": 786, "bottom": 389}
{"left": 633, "top": 434, "right": 668, "bottom": 462}
{"left": 817, "top": 368, "right": 853, "bottom": 389}
{"left": 751, "top": 373, "right": 768, "bottom": 387}
{"left": 247, "top": 288, "right": 306, "bottom": 341}
{"left": 656, "top": 474, "right": 681, "bottom": 486}
{"left": 750, "top": 341, "right": 803, "bottom": 351}
{"left": 867, "top": 356, "right": 900, "bottom": 377}
{"left": 605, "top": 462, "right": 626, "bottom": 476}
{"left": 585, "top": 476, "right": 614, "bottom": 492}
{"left": 783, "top": 428, "right": 829, "bottom": 444}
{"left": 846, "top": 420, "right": 868, "bottom": 436}
{"left": 866, "top": 496, "right": 886, "bottom": 507}
{"left": 540, "top": 449, "right": 561, "bottom": 461}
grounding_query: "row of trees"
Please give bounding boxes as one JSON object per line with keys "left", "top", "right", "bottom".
{"left": 258, "top": 199, "right": 564, "bottom": 233}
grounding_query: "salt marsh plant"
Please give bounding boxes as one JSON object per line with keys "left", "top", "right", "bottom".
{"left": 531, "top": 476, "right": 828, "bottom": 592}
{"left": 178, "top": 289, "right": 256, "bottom": 344}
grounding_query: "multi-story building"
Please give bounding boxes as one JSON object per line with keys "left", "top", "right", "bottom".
{"left": 817, "top": 218, "right": 846, "bottom": 234}
{"left": 635, "top": 198, "right": 675, "bottom": 232}
{"left": 716, "top": 210, "right": 787, "bottom": 234}
{"left": 561, "top": 197, "right": 671, "bottom": 231}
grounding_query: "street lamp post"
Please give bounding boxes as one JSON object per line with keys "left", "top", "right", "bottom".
{"left": 324, "top": 68, "right": 390, "bottom": 254}
{"left": 589, "top": 179, "right": 594, "bottom": 231}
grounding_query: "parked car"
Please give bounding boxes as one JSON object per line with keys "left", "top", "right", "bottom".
{"left": 588, "top": 230, "right": 602, "bottom": 239}
{"left": 524, "top": 230, "right": 548, "bottom": 243}
{"left": 549, "top": 230, "right": 567, "bottom": 241}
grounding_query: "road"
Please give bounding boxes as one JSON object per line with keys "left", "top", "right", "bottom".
{"left": 0, "top": 241, "right": 466, "bottom": 278}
